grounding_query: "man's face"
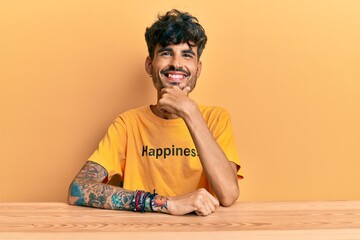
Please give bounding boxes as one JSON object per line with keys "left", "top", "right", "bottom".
{"left": 145, "top": 42, "right": 202, "bottom": 93}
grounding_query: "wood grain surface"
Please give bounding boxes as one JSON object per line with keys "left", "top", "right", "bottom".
{"left": 1, "top": 201, "right": 360, "bottom": 239}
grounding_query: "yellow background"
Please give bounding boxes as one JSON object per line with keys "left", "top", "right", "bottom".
{"left": 1, "top": 0, "right": 359, "bottom": 202}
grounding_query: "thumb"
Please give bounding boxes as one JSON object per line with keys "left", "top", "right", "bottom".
{"left": 183, "top": 86, "right": 191, "bottom": 95}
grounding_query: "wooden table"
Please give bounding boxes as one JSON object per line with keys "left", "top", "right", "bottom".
{"left": 1, "top": 201, "right": 360, "bottom": 240}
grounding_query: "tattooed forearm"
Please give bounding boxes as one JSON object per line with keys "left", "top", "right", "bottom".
{"left": 68, "top": 178, "right": 134, "bottom": 210}
{"left": 68, "top": 161, "right": 134, "bottom": 210}
{"left": 111, "top": 191, "right": 134, "bottom": 209}
{"left": 68, "top": 161, "right": 169, "bottom": 213}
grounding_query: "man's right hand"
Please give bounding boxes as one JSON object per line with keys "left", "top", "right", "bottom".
{"left": 167, "top": 188, "right": 219, "bottom": 216}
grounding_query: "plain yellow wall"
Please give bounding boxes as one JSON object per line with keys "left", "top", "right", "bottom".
{"left": 1, "top": 0, "right": 359, "bottom": 202}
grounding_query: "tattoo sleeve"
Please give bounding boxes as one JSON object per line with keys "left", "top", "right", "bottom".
{"left": 68, "top": 161, "right": 170, "bottom": 213}
{"left": 68, "top": 161, "right": 134, "bottom": 210}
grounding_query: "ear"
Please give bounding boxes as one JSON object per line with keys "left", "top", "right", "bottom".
{"left": 145, "top": 56, "right": 152, "bottom": 75}
{"left": 196, "top": 60, "right": 202, "bottom": 78}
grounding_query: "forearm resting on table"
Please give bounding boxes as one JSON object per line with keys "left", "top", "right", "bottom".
{"left": 68, "top": 178, "right": 222, "bottom": 216}
{"left": 68, "top": 177, "right": 169, "bottom": 213}
{"left": 67, "top": 161, "right": 169, "bottom": 213}
{"left": 68, "top": 162, "right": 225, "bottom": 216}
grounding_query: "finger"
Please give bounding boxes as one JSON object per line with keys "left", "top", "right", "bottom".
{"left": 161, "top": 87, "right": 169, "bottom": 95}
{"left": 195, "top": 209, "right": 207, "bottom": 216}
{"left": 195, "top": 210, "right": 203, "bottom": 216}
{"left": 196, "top": 203, "right": 212, "bottom": 216}
{"left": 207, "top": 200, "right": 216, "bottom": 213}
{"left": 157, "top": 102, "right": 173, "bottom": 113}
{"left": 201, "top": 198, "right": 216, "bottom": 213}
{"left": 206, "top": 193, "right": 220, "bottom": 207}
{"left": 161, "top": 86, "right": 175, "bottom": 93}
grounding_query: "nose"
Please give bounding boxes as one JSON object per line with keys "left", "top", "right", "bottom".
{"left": 171, "top": 54, "right": 182, "bottom": 69}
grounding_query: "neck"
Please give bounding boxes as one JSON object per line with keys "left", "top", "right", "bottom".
{"left": 150, "top": 104, "right": 179, "bottom": 120}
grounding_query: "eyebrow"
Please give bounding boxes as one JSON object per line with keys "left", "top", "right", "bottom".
{"left": 182, "top": 49, "right": 196, "bottom": 56}
{"left": 157, "top": 47, "right": 173, "bottom": 53}
{"left": 157, "top": 46, "right": 196, "bottom": 56}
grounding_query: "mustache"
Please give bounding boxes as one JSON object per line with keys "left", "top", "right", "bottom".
{"left": 160, "top": 66, "right": 190, "bottom": 75}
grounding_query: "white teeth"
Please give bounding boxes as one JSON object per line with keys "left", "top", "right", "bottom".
{"left": 169, "top": 74, "right": 185, "bottom": 79}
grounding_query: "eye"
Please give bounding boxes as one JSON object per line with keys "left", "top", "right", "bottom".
{"left": 183, "top": 53, "right": 194, "bottom": 59}
{"left": 160, "top": 52, "right": 172, "bottom": 56}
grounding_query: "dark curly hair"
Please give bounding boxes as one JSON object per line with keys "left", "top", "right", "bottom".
{"left": 145, "top": 9, "right": 207, "bottom": 59}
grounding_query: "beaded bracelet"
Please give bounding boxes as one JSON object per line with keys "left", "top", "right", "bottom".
{"left": 138, "top": 191, "right": 147, "bottom": 212}
{"left": 131, "top": 190, "right": 140, "bottom": 212}
{"left": 135, "top": 190, "right": 142, "bottom": 212}
{"left": 132, "top": 189, "right": 158, "bottom": 213}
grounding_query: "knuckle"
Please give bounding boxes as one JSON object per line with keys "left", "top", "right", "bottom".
{"left": 158, "top": 98, "right": 166, "bottom": 104}
{"left": 197, "top": 188, "right": 207, "bottom": 194}
{"left": 197, "top": 188, "right": 209, "bottom": 197}
{"left": 195, "top": 194, "right": 204, "bottom": 202}
{"left": 194, "top": 199, "right": 203, "bottom": 207}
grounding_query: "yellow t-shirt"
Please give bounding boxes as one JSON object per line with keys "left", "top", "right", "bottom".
{"left": 88, "top": 105, "right": 242, "bottom": 197}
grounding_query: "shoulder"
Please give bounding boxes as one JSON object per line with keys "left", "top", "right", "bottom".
{"left": 106, "top": 106, "right": 149, "bottom": 131}
{"left": 114, "top": 105, "right": 149, "bottom": 122}
{"left": 199, "top": 105, "right": 235, "bottom": 137}
{"left": 199, "top": 105, "right": 231, "bottom": 121}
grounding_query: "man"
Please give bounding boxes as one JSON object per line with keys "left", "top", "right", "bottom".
{"left": 68, "top": 9, "right": 242, "bottom": 216}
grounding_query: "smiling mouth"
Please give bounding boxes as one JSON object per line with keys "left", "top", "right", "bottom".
{"left": 163, "top": 73, "right": 189, "bottom": 79}
{"left": 160, "top": 68, "right": 190, "bottom": 87}
{"left": 164, "top": 73, "right": 188, "bottom": 86}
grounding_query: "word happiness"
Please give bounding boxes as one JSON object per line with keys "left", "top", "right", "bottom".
{"left": 142, "top": 145, "right": 198, "bottom": 159}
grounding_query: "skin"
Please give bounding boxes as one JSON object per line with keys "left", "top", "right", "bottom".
{"left": 68, "top": 42, "right": 239, "bottom": 216}
{"left": 145, "top": 43, "right": 239, "bottom": 209}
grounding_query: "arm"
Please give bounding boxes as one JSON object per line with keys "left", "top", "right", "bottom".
{"left": 157, "top": 86, "right": 240, "bottom": 206}
{"left": 67, "top": 161, "right": 168, "bottom": 212}
{"left": 68, "top": 161, "right": 219, "bottom": 216}
{"left": 183, "top": 110, "right": 239, "bottom": 206}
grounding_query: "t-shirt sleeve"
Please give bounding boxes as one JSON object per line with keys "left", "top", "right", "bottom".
{"left": 212, "top": 109, "right": 243, "bottom": 178}
{"left": 88, "top": 117, "right": 127, "bottom": 181}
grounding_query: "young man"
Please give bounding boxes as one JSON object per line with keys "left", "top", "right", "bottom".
{"left": 68, "top": 9, "right": 242, "bottom": 216}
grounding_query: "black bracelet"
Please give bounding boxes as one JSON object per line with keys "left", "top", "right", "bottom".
{"left": 138, "top": 191, "right": 146, "bottom": 212}
{"left": 142, "top": 192, "right": 150, "bottom": 212}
